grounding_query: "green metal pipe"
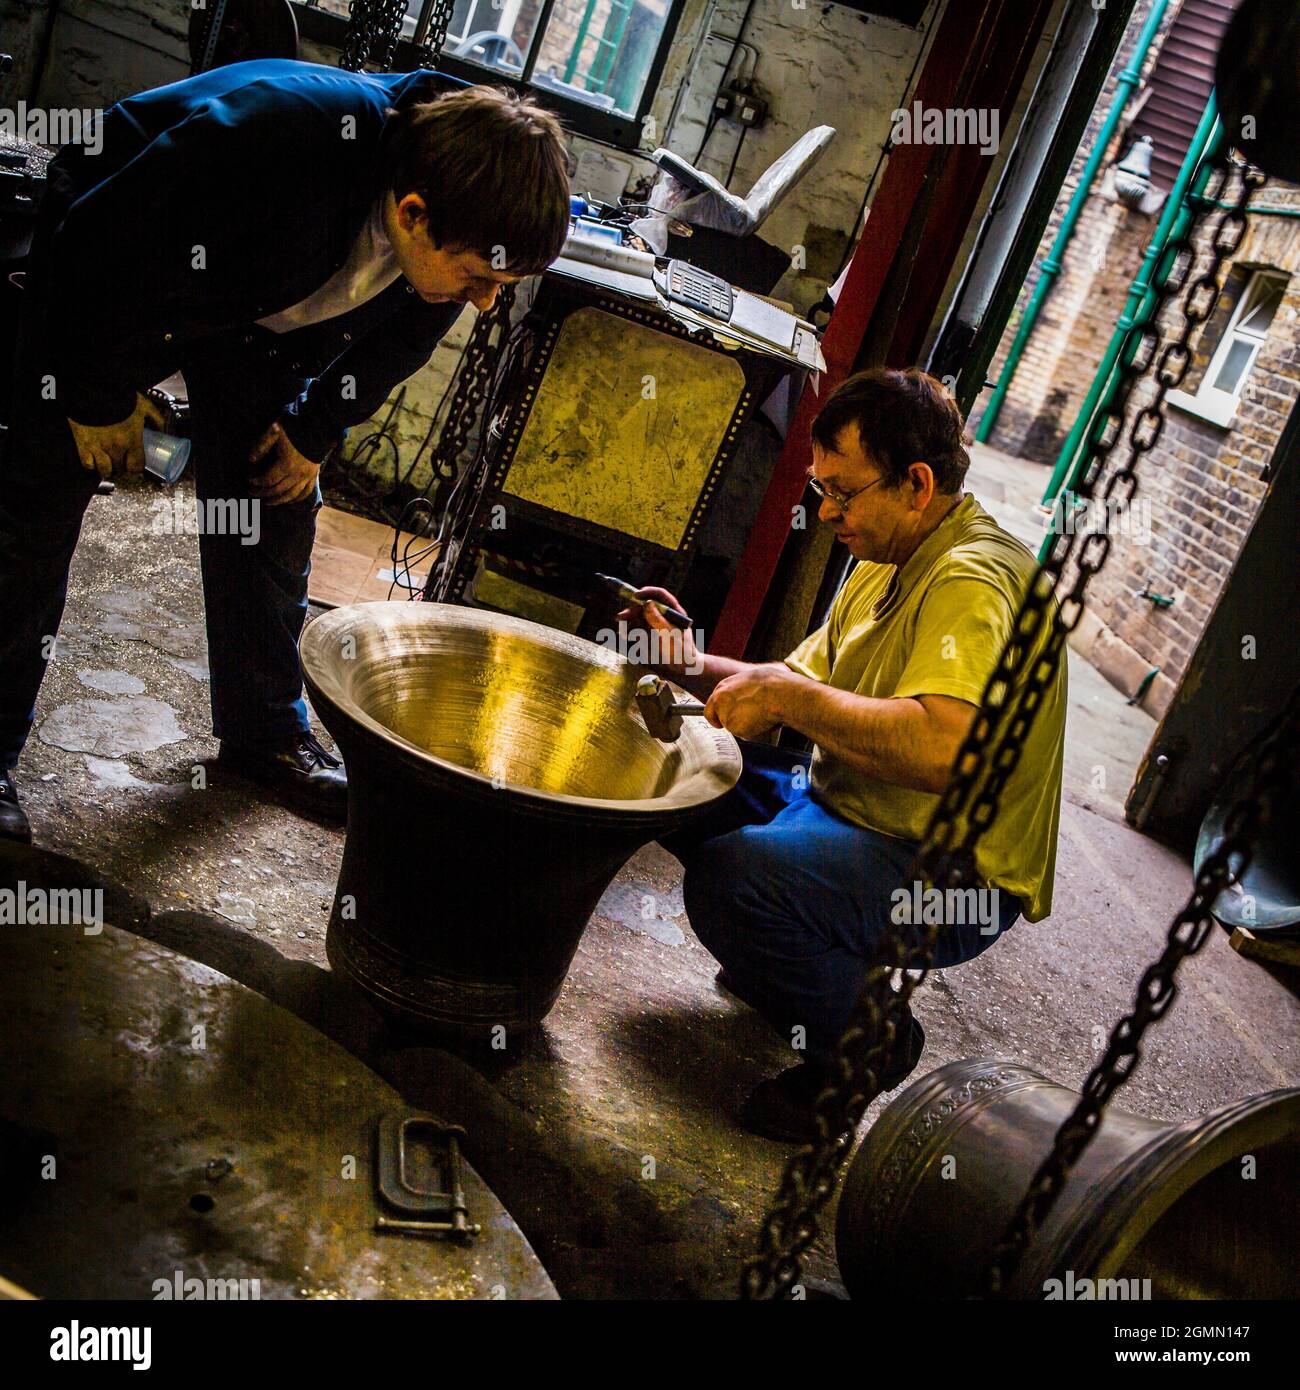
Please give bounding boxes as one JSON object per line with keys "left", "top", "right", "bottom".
{"left": 565, "top": 0, "right": 600, "bottom": 84}
{"left": 1210, "top": 201, "right": 1300, "bottom": 216}
{"left": 976, "top": 0, "right": 1173, "bottom": 444}
{"left": 1127, "top": 667, "right": 1160, "bottom": 706}
{"left": 1037, "top": 95, "right": 1223, "bottom": 542}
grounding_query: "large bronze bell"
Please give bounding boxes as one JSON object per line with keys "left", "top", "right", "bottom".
{"left": 835, "top": 1060, "right": 1300, "bottom": 1299}
{"left": 300, "top": 602, "right": 741, "bottom": 1036}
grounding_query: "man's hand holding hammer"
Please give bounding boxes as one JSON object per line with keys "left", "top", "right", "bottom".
{"left": 618, "top": 586, "right": 807, "bottom": 741}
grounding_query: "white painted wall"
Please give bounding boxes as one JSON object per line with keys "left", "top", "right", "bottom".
{"left": 642, "top": 0, "right": 937, "bottom": 305}
{"left": 16, "top": 0, "right": 190, "bottom": 108}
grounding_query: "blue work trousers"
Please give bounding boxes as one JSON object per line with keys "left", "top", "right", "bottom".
{"left": 660, "top": 741, "right": 1020, "bottom": 1067}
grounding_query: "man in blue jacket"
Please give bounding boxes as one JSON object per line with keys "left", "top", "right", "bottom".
{"left": 0, "top": 60, "right": 572, "bottom": 841}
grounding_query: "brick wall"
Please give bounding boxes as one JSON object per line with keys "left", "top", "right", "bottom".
{"left": 1065, "top": 182, "right": 1300, "bottom": 704}
{"left": 968, "top": 0, "right": 1300, "bottom": 706}
{"left": 981, "top": 192, "right": 1152, "bottom": 465}
{"left": 533, "top": 0, "right": 616, "bottom": 87}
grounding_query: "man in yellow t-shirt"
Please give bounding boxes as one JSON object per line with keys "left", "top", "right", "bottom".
{"left": 632, "top": 367, "right": 1067, "bottom": 1143}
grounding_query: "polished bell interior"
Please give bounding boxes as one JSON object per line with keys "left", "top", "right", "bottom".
{"left": 300, "top": 602, "right": 741, "bottom": 1034}
{"left": 337, "top": 615, "right": 704, "bottom": 803}
{"left": 836, "top": 1059, "right": 1300, "bottom": 1299}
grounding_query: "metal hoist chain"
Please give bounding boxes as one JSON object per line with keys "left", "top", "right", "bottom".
{"left": 742, "top": 150, "right": 1269, "bottom": 1301}
{"left": 423, "top": 287, "right": 519, "bottom": 601}
{"left": 340, "top": 0, "right": 456, "bottom": 72}
{"left": 339, "top": 0, "right": 409, "bottom": 73}
{"left": 984, "top": 155, "right": 1283, "bottom": 1295}
{"left": 427, "top": 286, "right": 518, "bottom": 488}
{"left": 414, "top": 0, "right": 457, "bottom": 66}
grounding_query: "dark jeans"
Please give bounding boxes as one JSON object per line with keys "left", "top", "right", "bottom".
{"left": 660, "top": 741, "right": 1021, "bottom": 1067}
{"left": 0, "top": 305, "right": 319, "bottom": 768}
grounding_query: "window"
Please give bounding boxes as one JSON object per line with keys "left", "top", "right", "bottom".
{"left": 293, "top": 0, "right": 684, "bottom": 148}
{"left": 1169, "top": 270, "right": 1287, "bottom": 428}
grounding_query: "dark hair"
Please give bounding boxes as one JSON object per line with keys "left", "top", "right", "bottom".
{"left": 381, "top": 85, "right": 571, "bottom": 276}
{"left": 810, "top": 367, "right": 971, "bottom": 495}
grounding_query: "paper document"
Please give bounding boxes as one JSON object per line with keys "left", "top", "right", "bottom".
{"left": 549, "top": 231, "right": 659, "bottom": 301}
{"left": 549, "top": 253, "right": 658, "bottom": 300}
{"left": 728, "top": 290, "right": 797, "bottom": 351}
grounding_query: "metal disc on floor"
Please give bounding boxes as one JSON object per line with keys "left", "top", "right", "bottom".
{"left": 0, "top": 921, "right": 556, "bottom": 1299}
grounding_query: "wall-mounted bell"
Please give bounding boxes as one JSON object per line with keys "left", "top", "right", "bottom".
{"left": 1114, "top": 135, "right": 1154, "bottom": 209}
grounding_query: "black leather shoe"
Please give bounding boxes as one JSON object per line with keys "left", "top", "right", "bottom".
{"left": 740, "top": 1013, "right": 926, "bottom": 1144}
{"left": 0, "top": 768, "right": 32, "bottom": 844}
{"left": 218, "top": 732, "right": 347, "bottom": 824}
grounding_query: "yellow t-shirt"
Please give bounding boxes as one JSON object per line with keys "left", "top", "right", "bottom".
{"left": 784, "top": 494, "right": 1066, "bottom": 921}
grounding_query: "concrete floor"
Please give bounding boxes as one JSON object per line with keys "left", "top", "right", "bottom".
{"left": 7, "top": 458, "right": 1299, "bottom": 1299}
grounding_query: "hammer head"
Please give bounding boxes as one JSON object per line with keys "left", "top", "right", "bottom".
{"left": 635, "top": 674, "right": 683, "bottom": 743}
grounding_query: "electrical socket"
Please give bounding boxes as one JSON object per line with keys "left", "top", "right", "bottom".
{"left": 737, "top": 93, "right": 768, "bottom": 127}
{"left": 721, "top": 79, "right": 768, "bottom": 129}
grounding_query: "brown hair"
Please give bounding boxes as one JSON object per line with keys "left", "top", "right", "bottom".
{"left": 810, "top": 367, "right": 971, "bottom": 495}
{"left": 381, "top": 85, "right": 571, "bottom": 276}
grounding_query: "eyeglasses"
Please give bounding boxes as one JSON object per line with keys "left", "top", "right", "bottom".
{"left": 805, "top": 469, "right": 887, "bottom": 512}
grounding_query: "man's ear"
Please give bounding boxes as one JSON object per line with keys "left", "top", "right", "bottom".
{"left": 908, "top": 460, "right": 936, "bottom": 509}
{"left": 395, "top": 192, "right": 429, "bottom": 233}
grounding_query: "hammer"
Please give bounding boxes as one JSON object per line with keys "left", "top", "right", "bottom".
{"left": 635, "top": 674, "right": 707, "bottom": 743}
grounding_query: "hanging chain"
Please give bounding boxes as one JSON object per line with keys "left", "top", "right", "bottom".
{"left": 414, "top": 0, "right": 457, "bottom": 66}
{"left": 742, "top": 149, "right": 1268, "bottom": 1300}
{"left": 341, "top": 0, "right": 455, "bottom": 72}
{"left": 339, "top": 0, "right": 409, "bottom": 73}
{"left": 423, "top": 287, "right": 520, "bottom": 601}
{"left": 427, "top": 289, "right": 517, "bottom": 488}
{"left": 983, "top": 153, "right": 1280, "bottom": 1294}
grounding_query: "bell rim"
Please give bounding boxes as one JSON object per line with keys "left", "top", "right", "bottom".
{"left": 301, "top": 601, "right": 742, "bottom": 816}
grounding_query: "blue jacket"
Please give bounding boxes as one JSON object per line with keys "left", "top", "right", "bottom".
{"left": 37, "top": 60, "right": 471, "bottom": 460}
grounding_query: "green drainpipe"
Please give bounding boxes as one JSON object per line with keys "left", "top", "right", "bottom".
{"left": 1127, "top": 667, "right": 1160, "bottom": 706}
{"left": 1037, "top": 96, "right": 1224, "bottom": 554}
{"left": 976, "top": 0, "right": 1173, "bottom": 444}
{"left": 1211, "top": 201, "right": 1300, "bottom": 216}
{"left": 565, "top": 0, "right": 600, "bottom": 84}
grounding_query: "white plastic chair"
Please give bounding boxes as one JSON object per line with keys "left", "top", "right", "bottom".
{"left": 629, "top": 125, "right": 836, "bottom": 254}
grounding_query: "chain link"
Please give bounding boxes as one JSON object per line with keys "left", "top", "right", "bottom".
{"left": 742, "top": 149, "right": 1271, "bottom": 1300}
{"left": 339, "top": 0, "right": 409, "bottom": 73}
{"left": 426, "top": 289, "right": 516, "bottom": 488}
{"left": 340, "top": 0, "right": 456, "bottom": 72}
{"left": 414, "top": 0, "right": 457, "bottom": 66}
{"left": 423, "top": 287, "right": 520, "bottom": 601}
